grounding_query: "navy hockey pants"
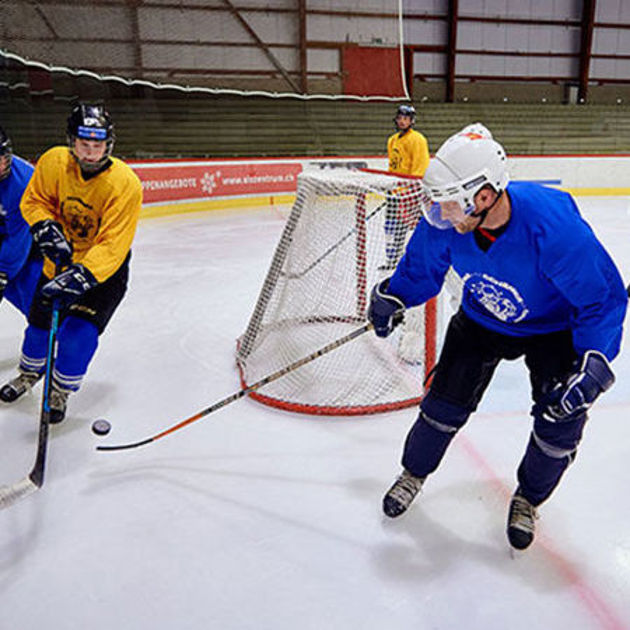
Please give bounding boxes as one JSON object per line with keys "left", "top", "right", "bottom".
{"left": 402, "top": 309, "right": 586, "bottom": 506}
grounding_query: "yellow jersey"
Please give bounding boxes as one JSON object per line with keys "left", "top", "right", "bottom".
{"left": 21, "top": 146, "right": 142, "bottom": 283}
{"left": 387, "top": 128, "right": 430, "bottom": 176}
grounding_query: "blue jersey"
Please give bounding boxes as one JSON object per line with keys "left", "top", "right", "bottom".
{"left": 389, "top": 181, "right": 627, "bottom": 360}
{"left": 0, "top": 156, "right": 34, "bottom": 278}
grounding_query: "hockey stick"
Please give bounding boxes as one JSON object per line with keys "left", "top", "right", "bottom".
{"left": 98, "top": 322, "right": 374, "bottom": 452}
{"left": 0, "top": 300, "right": 60, "bottom": 509}
{"left": 281, "top": 202, "right": 386, "bottom": 280}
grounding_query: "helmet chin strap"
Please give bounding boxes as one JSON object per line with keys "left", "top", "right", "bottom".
{"left": 470, "top": 189, "right": 503, "bottom": 228}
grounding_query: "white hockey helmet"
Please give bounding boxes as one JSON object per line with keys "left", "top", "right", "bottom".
{"left": 422, "top": 124, "right": 508, "bottom": 229}
{"left": 458, "top": 122, "right": 493, "bottom": 139}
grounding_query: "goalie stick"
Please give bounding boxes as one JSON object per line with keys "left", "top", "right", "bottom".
{"left": 97, "top": 322, "right": 374, "bottom": 452}
{"left": 0, "top": 301, "right": 60, "bottom": 510}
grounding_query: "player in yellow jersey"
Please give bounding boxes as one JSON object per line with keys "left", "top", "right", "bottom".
{"left": 0, "top": 103, "right": 142, "bottom": 423}
{"left": 387, "top": 104, "right": 429, "bottom": 176}
{"left": 382, "top": 104, "right": 430, "bottom": 270}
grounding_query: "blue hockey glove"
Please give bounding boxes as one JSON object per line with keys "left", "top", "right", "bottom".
{"left": 368, "top": 278, "right": 405, "bottom": 338}
{"left": 31, "top": 220, "right": 73, "bottom": 266}
{"left": 41, "top": 263, "right": 97, "bottom": 305}
{"left": 538, "top": 350, "right": 615, "bottom": 422}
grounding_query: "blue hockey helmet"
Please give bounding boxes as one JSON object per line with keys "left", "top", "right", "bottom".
{"left": 394, "top": 104, "right": 417, "bottom": 126}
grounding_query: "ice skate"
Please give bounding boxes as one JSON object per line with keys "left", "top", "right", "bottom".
{"left": 507, "top": 490, "right": 538, "bottom": 550}
{"left": 49, "top": 383, "right": 70, "bottom": 424}
{"left": 0, "top": 371, "right": 43, "bottom": 403}
{"left": 383, "top": 470, "right": 425, "bottom": 517}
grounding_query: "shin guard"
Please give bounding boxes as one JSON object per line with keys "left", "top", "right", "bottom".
{"left": 402, "top": 393, "right": 471, "bottom": 477}
{"left": 53, "top": 317, "right": 99, "bottom": 392}
{"left": 517, "top": 409, "right": 587, "bottom": 505}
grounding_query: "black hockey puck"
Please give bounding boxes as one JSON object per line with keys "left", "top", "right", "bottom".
{"left": 92, "top": 419, "right": 112, "bottom": 436}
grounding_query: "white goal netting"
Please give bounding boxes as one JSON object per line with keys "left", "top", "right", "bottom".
{"left": 236, "top": 167, "right": 441, "bottom": 416}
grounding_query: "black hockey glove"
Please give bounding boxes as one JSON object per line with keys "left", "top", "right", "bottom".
{"left": 537, "top": 350, "right": 615, "bottom": 422}
{"left": 31, "top": 220, "right": 73, "bottom": 266}
{"left": 41, "top": 263, "right": 98, "bottom": 306}
{"left": 0, "top": 270, "right": 7, "bottom": 301}
{"left": 367, "top": 278, "right": 405, "bottom": 338}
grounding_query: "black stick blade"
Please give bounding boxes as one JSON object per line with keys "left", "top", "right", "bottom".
{"left": 96, "top": 438, "right": 153, "bottom": 452}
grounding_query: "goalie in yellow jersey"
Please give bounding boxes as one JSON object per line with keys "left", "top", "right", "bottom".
{"left": 382, "top": 104, "right": 430, "bottom": 270}
{"left": 0, "top": 103, "right": 142, "bottom": 423}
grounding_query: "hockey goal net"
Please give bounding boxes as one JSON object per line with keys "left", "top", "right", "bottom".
{"left": 236, "top": 167, "right": 440, "bottom": 415}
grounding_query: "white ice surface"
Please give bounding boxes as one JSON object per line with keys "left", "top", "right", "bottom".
{"left": 1, "top": 198, "right": 629, "bottom": 630}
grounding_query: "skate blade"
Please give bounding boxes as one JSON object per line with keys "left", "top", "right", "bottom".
{"left": 509, "top": 545, "right": 528, "bottom": 559}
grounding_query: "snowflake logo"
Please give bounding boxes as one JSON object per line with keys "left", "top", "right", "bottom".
{"left": 201, "top": 171, "right": 220, "bottom": 194}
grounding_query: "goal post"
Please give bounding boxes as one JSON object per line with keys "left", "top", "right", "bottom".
{"left": 236, "top": 167, "right": 440, "bottom": 416}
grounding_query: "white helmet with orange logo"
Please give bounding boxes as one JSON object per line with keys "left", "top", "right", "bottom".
{"left": 422, "top": 124, "right": 508, "bottom": 229}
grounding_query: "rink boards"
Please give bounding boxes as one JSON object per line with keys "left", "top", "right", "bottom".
{"left": 131, "top": 154, "right": 630, "bottom": 219}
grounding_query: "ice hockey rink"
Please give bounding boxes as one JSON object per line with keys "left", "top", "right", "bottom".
{"left": 1, "top": 195, "right": 629, "bottom": 630}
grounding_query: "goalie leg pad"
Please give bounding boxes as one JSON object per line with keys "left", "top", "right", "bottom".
{"left": 401, "top": 392, "right": 471, "bottom": 478}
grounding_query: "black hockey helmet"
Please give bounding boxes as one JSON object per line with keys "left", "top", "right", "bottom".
{"left": 66, "top": 102, "right": 115, "bottom": 172}
{"left": 0, "top": 125, "right": 13, "bottom": 182}
{"left": 394, "top": 104, "right": 417, "bottom": 127}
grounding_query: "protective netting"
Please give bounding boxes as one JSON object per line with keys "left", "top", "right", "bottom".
{"left": 236, "top": 167, "right": 439, "bottom": 415}
{"left": 1, "top": 0, "right": 408, "bottom": 100}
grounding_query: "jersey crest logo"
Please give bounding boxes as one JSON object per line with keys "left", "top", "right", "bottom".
{"left": 61, "top": 197, "right": 100, "bottom": 241}
{"left": 462, "top": 272, "right": 529, "bottom": 323}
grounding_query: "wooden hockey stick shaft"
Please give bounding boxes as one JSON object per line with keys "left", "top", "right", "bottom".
{"left": 97, "top": 322, "right": 374, "bottom": 452}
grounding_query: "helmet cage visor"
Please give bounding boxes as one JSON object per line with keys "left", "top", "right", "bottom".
{"left": 421, "top": 173, "right": 491, "bottom": 229}
{"left": 68, "top": 129, "right": 114, "bottom": 173}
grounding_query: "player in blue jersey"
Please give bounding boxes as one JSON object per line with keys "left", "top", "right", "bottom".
{"left": 368, "top": 124, "right": 627, "bottom": 550}
{"left": 0, "top": 125, "right": 42, "bottom": 321}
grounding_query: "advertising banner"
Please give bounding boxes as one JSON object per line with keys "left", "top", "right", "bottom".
{"left": 133, "top": 160, "right": 304, "bottom": 205}
{"left": 130, "top": 155, "right": 630, "bottom": 218}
